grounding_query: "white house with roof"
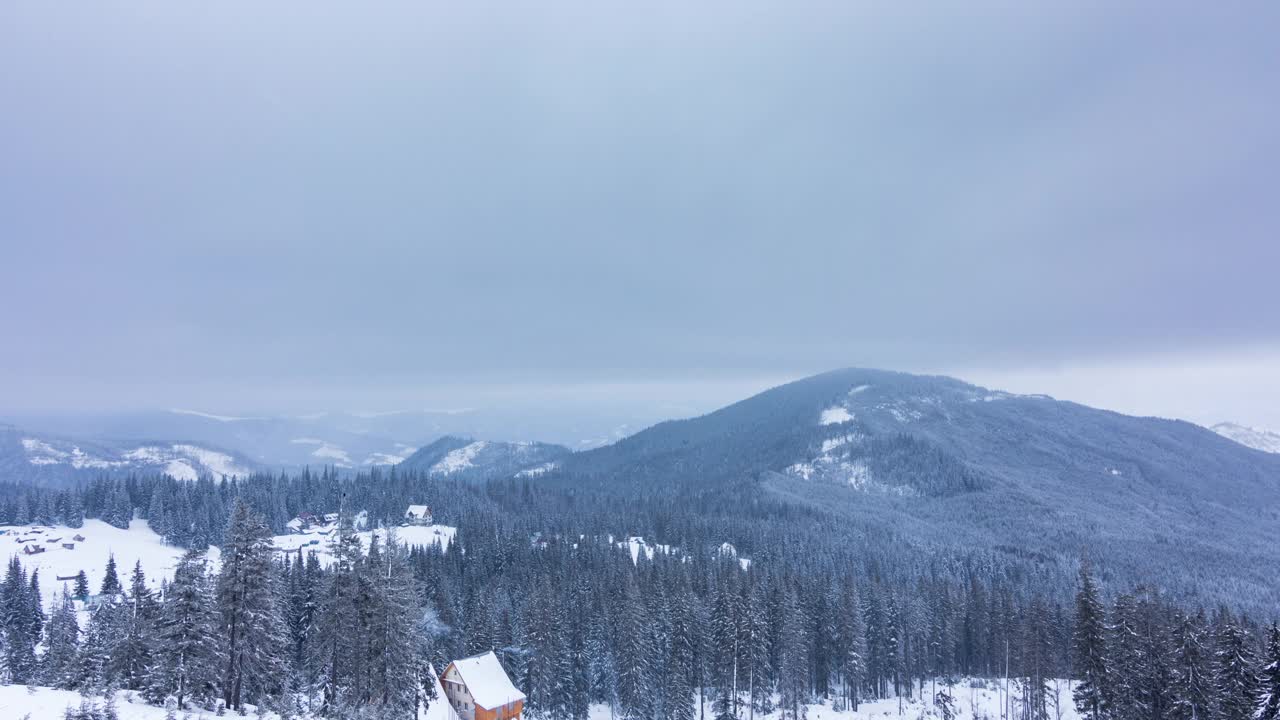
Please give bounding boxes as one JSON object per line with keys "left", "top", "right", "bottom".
{"left": 441, "top": 651, "right": 525, "bottom": 720}
{"left": 405, "top": 504, "right": 433, "bottom": 525}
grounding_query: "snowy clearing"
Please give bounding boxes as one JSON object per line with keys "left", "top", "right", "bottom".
{"left": 272, "top": 523, "right": 458, "bottom": 564}
{"left": 820, "top": 406, "right": 855, "bottom": 425}
{"left": 0, "top": 520, "right": 200, "bottom": 604}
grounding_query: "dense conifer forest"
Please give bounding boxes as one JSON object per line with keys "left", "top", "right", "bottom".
{"left": 0, "top": 470, "right": 1278, "bottom": 719}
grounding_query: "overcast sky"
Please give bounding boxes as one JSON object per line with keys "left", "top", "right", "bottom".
{"left": 2, "top": 2, "right": 1278, "bottom": 427}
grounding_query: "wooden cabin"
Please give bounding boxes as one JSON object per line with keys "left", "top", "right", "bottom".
{"left": 441, "top": 652, "right": 525, "bottom": 720}
{"left": 405, "top": 504, "right": 433, "bottom": 525}
{"left": 23, "top": 544, "right": 46, "bottom": 555}
{"left": 73, "top": 534, "right": 86, "bottom": 542}
{"left": 62, "top": 543, "right": 75, "bottom": 550}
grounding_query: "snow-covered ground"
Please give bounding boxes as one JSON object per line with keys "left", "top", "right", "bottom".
{"left": 581, "top": 680, "right": 1080, "bottom": 720}
{"left": 2, "top": 515, "right": 457, "bottom": 604}
{"left": 0, "top": 520, "right": 198, "bottom": 603}
{"left": 0, "top": 669, "right": 461, "bottom": 720}
{"left": 272, "top": 521, "right": 458, "bottom": 564}
{"left": 1, "top": 679, "right": 1074, "bottom": 720}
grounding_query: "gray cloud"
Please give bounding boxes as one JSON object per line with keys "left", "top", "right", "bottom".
{"left": 2, "top": 2, "right": 1277, "bottom": 417}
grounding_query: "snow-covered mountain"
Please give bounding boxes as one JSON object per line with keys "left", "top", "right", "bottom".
{"left": 550, "top": 368, "right": 1280, "bottom": 607}
{"left": 0, "top": 425, "right": 256, "bottom": 485}
{"left": 398, "top": 436, "right": 571, "bottom": 481}
{"left": 2, "top": 404, "right": 655, "bottom": 474}
{"left": 1211, "top": 422, "right": 1280, "bottom": 454}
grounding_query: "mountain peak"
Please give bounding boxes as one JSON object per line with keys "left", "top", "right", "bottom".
{"left": 1211, "top": 422, "right": 1280, "bottom": 454}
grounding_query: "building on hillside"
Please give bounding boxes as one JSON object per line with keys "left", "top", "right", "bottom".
{"left": 61, "top": 543, "right": 75, "bottom": 550}
{"left": 441, "top": 651, "right": 525, "bottom": 720}
{"left": 73, "top": 534, "right": 86, "bottom": 542}
{"left": 22, "top": 544, "right": 45, "bottom": 555}
{"left": 405, "top": 504, "right": 433, "bottom": 525}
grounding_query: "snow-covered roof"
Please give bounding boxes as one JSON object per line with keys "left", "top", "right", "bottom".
{"left": 450, "top": 651, "right": 525, "bottom": 709}
{"left": 406, "top": 504, "right": 432, "bottom": 517}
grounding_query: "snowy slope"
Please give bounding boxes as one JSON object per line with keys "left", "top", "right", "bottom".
{"left": 0, "top": 520, "right": 202, "bottom": 604}
{"left": 0, "top": 674, "right": 460, "bottom": 720}
{"left": 1212, "top": 422, "right": 1280, "bottom": 454}
{"left": 399, "top": 436, "right": 572, "bottom": 481}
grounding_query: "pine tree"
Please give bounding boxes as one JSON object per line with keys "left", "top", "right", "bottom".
{"left": 112, "top": 560, "right": 159, "bottom": 689}
{"left": 100, "top": 554, "right": 122, "bottom": 596}
{"left": 216, "top": 498, "right": 290, "bottom": 712}
{"left": 74, "top": 570, "right": 90, "bottom": 602}
{"left": 77, "top": 599, "right": 127, "bottom": 691}
{"left": 27, "top": 569, "right": 45, "bottom": 641}
{"left": 1256, "top": 624, "right": 1280, "bottom": 720}
{"left": 1, "top": 555, "right": 38, "bottom": 684}
{"left": 40, "top": 588, "right": 81, "bottom": 689}
{"left": 1171, "top": 610, "right": 1212, "bottom": 720}
{"left": 307, "top": 508, "right": 366, "bottom": 712}
{"left": 1213, "top": 612, "right": 1259, "bottom": 720}
{"left": 836, "top": 581, "right": 867, "bottom": 710}
{"left": 617, "top": 580, "right": 656, "bottom": 720}
{"left": 710, "top": 583, "right": 743, "bottom": 720}
{"left": 148, "top": 549, "right": 223, "bottom": 710}
{"left": 776, "top": 591, "right": 809, "bottom": 720}
{"left": 1072, "top": 564, "right": 1108, "bottom": 720}
{"left": 368, "top": 529, "right": 426, "bottom": 718}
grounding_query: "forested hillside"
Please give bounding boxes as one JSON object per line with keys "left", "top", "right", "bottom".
{"left": 1, "top": 467, "right": 1278, "bottom": 720}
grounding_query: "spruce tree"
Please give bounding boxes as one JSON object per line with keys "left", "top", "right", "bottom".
{"left": 1256, "top": 624, "right": 1280, "bottom": 720}
{"left": 74, "top": 570, "right": 90, "bottom": 602}
{"left": 216, "top": 498, "right": 289, "bottom": 711}
{"left": 40, "top": 587, "right": 81, "bottom": 689}
{"left": 1170, "top": 610, "right": 1211, "bottom": 720}
{"left": 1072, "top": 564, "right": 1109, "bottom": 720}
{"left": 1213, "top": 612, "right": 1259, "bottom": 720}
{"left": 100, "top": 554, "right": 122, "bottom": 596}
{"left": 1, "top": 555, "right": 38, "bottom": 683}
{"left": 112, "top": 560, "right": 159, "bottom": 689}
{"left": 149, "top": 549, "right": 222, "bottom": 710}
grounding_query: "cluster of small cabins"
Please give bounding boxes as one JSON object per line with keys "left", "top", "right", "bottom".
{"left": 3, "top": 527, "right": 86, "bottom": 555}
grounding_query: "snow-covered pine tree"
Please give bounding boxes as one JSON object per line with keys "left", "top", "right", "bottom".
{"left": 585, "top": 607, "right": 620, "bottom": 715}
{"left": 667, "top": 590, "right": 698, "bottom": 720}
{"left": 27, "top": 569, "right": 45, "bottom": 642}
{"left": 1, "top": 555, "right": 37, "bottom": 684}
{"left": 306, "top": 506, "right": 366, "bottom": 713}
{"left": 112, "top": 560, "right": 160, "bottom": 689}
{"left": 100, "top": 554, "right": 122, "bottom": 596}
{"left": 1256, "top": 624, "right": 1280, "bottom": 720}
{"left": 710, "top": 581, "right": 743, "bottom": 720}
{"left": 76, "top": 595, "right": 127, "bottom": 691}
{"left": 1213, "top": 611, "right": 1260, "bottom": 720}
{"left": 368, "top": 529, "right": 425, "bottom": 718}
{"left": 742, "top": 585, "right": 772, "bottom": 719}
{"left": 216, "top": 498, "right": 290, "bottom": 712}
{"left": 40, "top": 587, "right": 80, "bottom": 689}
{"left": 1170, "top": 610, "right": 1212, "bottom": 720}
{"left": 1072, "top": 564, "right": 1109, "bottom": 720}
{"left": 148, "top": 548, "right": 222, "bottom": 711}
{"left": 776, "top": 590, "right": 810, "bottom": 720}
{"left": 836, "top": 579, "right": 867, "bottom": 711}
{"left": 617, "top": 579, "right": 656, "bottom": 720}
{"left": 73, "top": 570, "right": 90, "bottom": 601}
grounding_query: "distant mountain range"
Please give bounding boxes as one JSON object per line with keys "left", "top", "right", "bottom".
{"left": 0, "top": 424, "right": 257, "bottom": 485}
{"left": 1211, "top": 421, "right": 1280, "bottom": 454}
{"left": 0, "top": 404, "right": 649, "bottom": 483}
